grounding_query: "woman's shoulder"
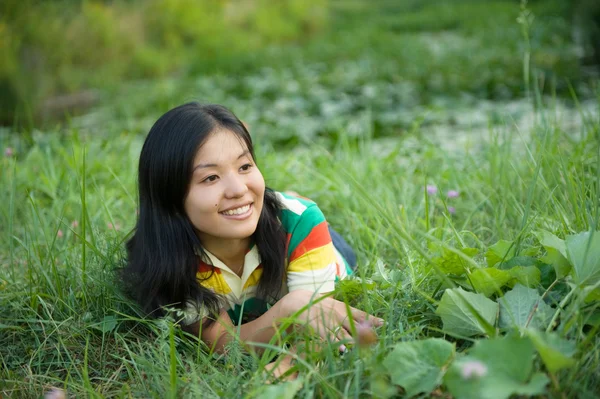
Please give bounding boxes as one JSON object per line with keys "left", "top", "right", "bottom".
{"left": 276, "top": 191, "right": 317, "bottom": 210}
{"left": 275, "top": 191, "right": 326, "bottom": 233}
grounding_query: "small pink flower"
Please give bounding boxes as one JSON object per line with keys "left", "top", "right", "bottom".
{"left": 461, "top": 360, "right": 488, "bottom": 379}
{"left": 57, "top": 230, "right": 64, "bottom": 238}
{"left": 448, "top": 206, "right": 456, "bottom": 214}
{"left": 44, "top": 387, "right": 66, "bottom": 399}
{"left": 355, "top": 319, "right": 378, "bottom": 347}
{"left": 107, "top": 222, "right": 121, "bottom": 231}
{"left": 71, "top": 220, "right": 79, "bottom": 228}
{"left": 4, "top": 147, "right": 14, "bottom": 157}
{"left": 447, "top": 190, "right": 460, "bottom": 198}
{"left": 426, "top": 185, "right": 437, "bottom": 195}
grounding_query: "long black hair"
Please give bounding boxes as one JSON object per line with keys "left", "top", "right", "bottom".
{"left": 122, "top": 102, "right": 286, "bottom": 323}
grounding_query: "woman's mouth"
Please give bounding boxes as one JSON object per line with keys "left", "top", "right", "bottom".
{"left": 220, "top": 203, "right": 253, "bottom": 219}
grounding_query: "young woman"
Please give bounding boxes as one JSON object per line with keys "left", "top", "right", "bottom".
{"left": 123, "top": 102, "right": 383, "bottom": 377}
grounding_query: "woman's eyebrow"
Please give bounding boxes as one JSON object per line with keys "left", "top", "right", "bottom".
{"left": 193, "top": 150, "right": 250, "bottom": 171}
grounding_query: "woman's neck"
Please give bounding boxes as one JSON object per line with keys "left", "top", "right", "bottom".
{"left": 201, "top": 237, "right": 250, "bottom": 277}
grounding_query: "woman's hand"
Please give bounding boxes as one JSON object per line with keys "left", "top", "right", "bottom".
{"left": 183, "top": 290, "right": 383, "bottom": 354}
{"left": 278, "top": 289, "right": 384, "bottom": 346}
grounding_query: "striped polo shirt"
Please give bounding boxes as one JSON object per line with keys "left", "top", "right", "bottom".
{"left": 188, "top": 191, "right": 352, "bottom": 325}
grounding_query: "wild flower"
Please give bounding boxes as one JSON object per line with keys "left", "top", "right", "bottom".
{"left": 71, "top": 220, "right": 79, "bottom": 228}
{"left": 426, "top": 185, "right": 437, "bottom": 195}
{"left": 447, "top": 190, "right": 460, "bottom": 198}
{"left": 4, "top": 147, "right": 14, "bottom": 157}
{"left": 57, "top": 230, "right": 64, "bottom": 238}
{"left": 460, "top": 360, "right": 488, "bottom": 379}
{"left": 108, "top": 222, "right": 121, "bottom": 231}
{"left": 448, "top": 206, "right": 456, "bottom": 214}
{"left": 44, "top": 387, "right": 66, "bottom": 399}
{"left": 356, "top": 319, "right": 378, "bottom": 347}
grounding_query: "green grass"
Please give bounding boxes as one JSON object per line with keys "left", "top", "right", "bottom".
{"left": 1, "top": 86, "right": 599, "bottom": 397}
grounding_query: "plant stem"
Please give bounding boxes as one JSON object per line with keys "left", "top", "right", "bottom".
{"left": 523, "top": 278, "right": 560, "bottom": 331}
{"left": 549, "top": 371, "right": 566, "bottom": 399}
{"left": 540, "top": 279, "right": 560, "bottom": 301}
{"left": 545, "top": 286, "right": 577, "bottom": 333}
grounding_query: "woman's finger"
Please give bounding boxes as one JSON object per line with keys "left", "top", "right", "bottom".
{"left": 335, "top": 307, "right": 384, "bottom": 333}
{"left": 334, "top": 325, "right": 354, "bottom": 344}
{"left": 335, "top": 305, "right": 366, "bottom": 328}
{"left": 344, "top": 304, "right": 385, "bottom": 327}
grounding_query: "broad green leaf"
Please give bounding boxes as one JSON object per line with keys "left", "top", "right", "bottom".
{"left": 254, "top": 378, "right": 303, "bottom": 399}
{"left": 507, "top": 266, "right": 541, "bottom": 288}
{"left": 584, "top": 310, "right": 600, "bottom": 327}
{"left": 383, "top": 338, "right": 455, "bottom": 397}
{"left": 527, "top": 330, "right": 576, "bottom": 373}
{"left": 584, "top": 287, "right": 600, "bottom": 302}
{"left": 535, "top": 230, "right": 571, "bottom": 278}
{"left": 435, "top": 288, "right": 498, "bottom": 337}
{"left": 470, "top": 268, "right": 512, "bottom": 297}
{"left": 434, "top": 247, "right": 478, "bottom": 275}
{"left": 372, "top": 258, "right": 392, "bottom": 284}
{"left": 499, "top": 284, "right": 552, "bottom": 331}
{"left": 444, "top": 337, "right": 548, "bottom": 399}
{"left": 566, "top": 231, "right": 600, "bottom": 286}
{"left": 485, "top": 240, "right": 515, "bottom": 268}
{"left": 513, "top": 373, "right": 552, "bottom": 395}
{"left": 370, "top": 377, "right": 397, "bottom": 399}
{"left": 541, "top": 250, "right": 572, "bottom": 279}
{"left": 498, "top": 255, "right": 538, "bottom": 270}
{"left": 93, "top": 315, "right": 117, "bottom": 333}
{"left": 535, "top": 230, "right": 568, "bottom": 258}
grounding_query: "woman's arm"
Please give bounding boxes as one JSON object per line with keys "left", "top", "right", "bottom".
{"left": 183, "top": 298, "right": 287, "bottom": 352}
{"left": 183, "top": 290, "right": 383, "bottom": 353}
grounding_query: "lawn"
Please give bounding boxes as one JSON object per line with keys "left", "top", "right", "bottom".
{"left": 1, "top": 0, "right": 599, "bottom": 398}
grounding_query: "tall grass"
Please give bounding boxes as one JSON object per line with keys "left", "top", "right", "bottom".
{"left": 2, "top": 0, "right": 599, "bottom": 397}
{"left": 1, "top": 84, "right": 598, "bottom": 396}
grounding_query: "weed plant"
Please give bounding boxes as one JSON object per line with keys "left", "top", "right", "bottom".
{"left": 1, "top": 83, "right": 599, "bottom": 397}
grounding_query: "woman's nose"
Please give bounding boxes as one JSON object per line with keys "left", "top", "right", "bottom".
{"left": 224, "top": 175, "right": 248, "bottom": 198}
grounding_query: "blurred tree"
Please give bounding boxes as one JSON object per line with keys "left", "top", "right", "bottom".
{"left": 0, "top": 0, "right": 328, "bottom": 127}
{"left": 573, "top": 0, "right": 600, "bottom": 65}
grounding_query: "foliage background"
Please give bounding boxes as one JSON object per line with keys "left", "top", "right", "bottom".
{"left": 1, "top": 0, "right": 598, "bottom": 126}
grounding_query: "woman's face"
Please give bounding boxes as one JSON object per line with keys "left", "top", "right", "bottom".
{"left": 184, "top": 129, "right": 265, "bottom": 247}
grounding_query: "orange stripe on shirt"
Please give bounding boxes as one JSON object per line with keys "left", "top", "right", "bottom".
{"left": 290, "top": 220, "right": 331, "bottom": 261}
{"left": 288, "top": 244, "right": 338, "bottom": 273}
{"left": 198, "top": 262, "right": 219, "bottom": 274}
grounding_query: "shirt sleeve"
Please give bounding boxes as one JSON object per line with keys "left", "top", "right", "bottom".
{"left": 286, "top": 203, "right": 338, "bottom": 293}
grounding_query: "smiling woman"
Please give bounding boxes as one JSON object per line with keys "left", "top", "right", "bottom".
{"left": 121, "top": 102, "right": 382, "bottom": 380}
{"left": 185, "top": 130, "right": 266, "bottom": 270}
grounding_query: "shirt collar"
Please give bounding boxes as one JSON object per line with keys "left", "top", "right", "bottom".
{"left": 200, "top": 246, "right": 261, "bottom": 284}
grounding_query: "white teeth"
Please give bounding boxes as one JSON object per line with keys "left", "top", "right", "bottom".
{"left": 221, "top": 204, "right": 250, "bottom": 216}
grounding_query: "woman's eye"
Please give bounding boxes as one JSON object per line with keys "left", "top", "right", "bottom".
{"left": 240, "top": 163, "right": 253, "bottom": 172}
{"left": 203, "top": 175, "right": 218, "bottom": 183}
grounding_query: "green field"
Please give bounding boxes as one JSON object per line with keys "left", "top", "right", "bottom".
{"left": 1, "top": 1, "right": 600, "bottom": 398}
